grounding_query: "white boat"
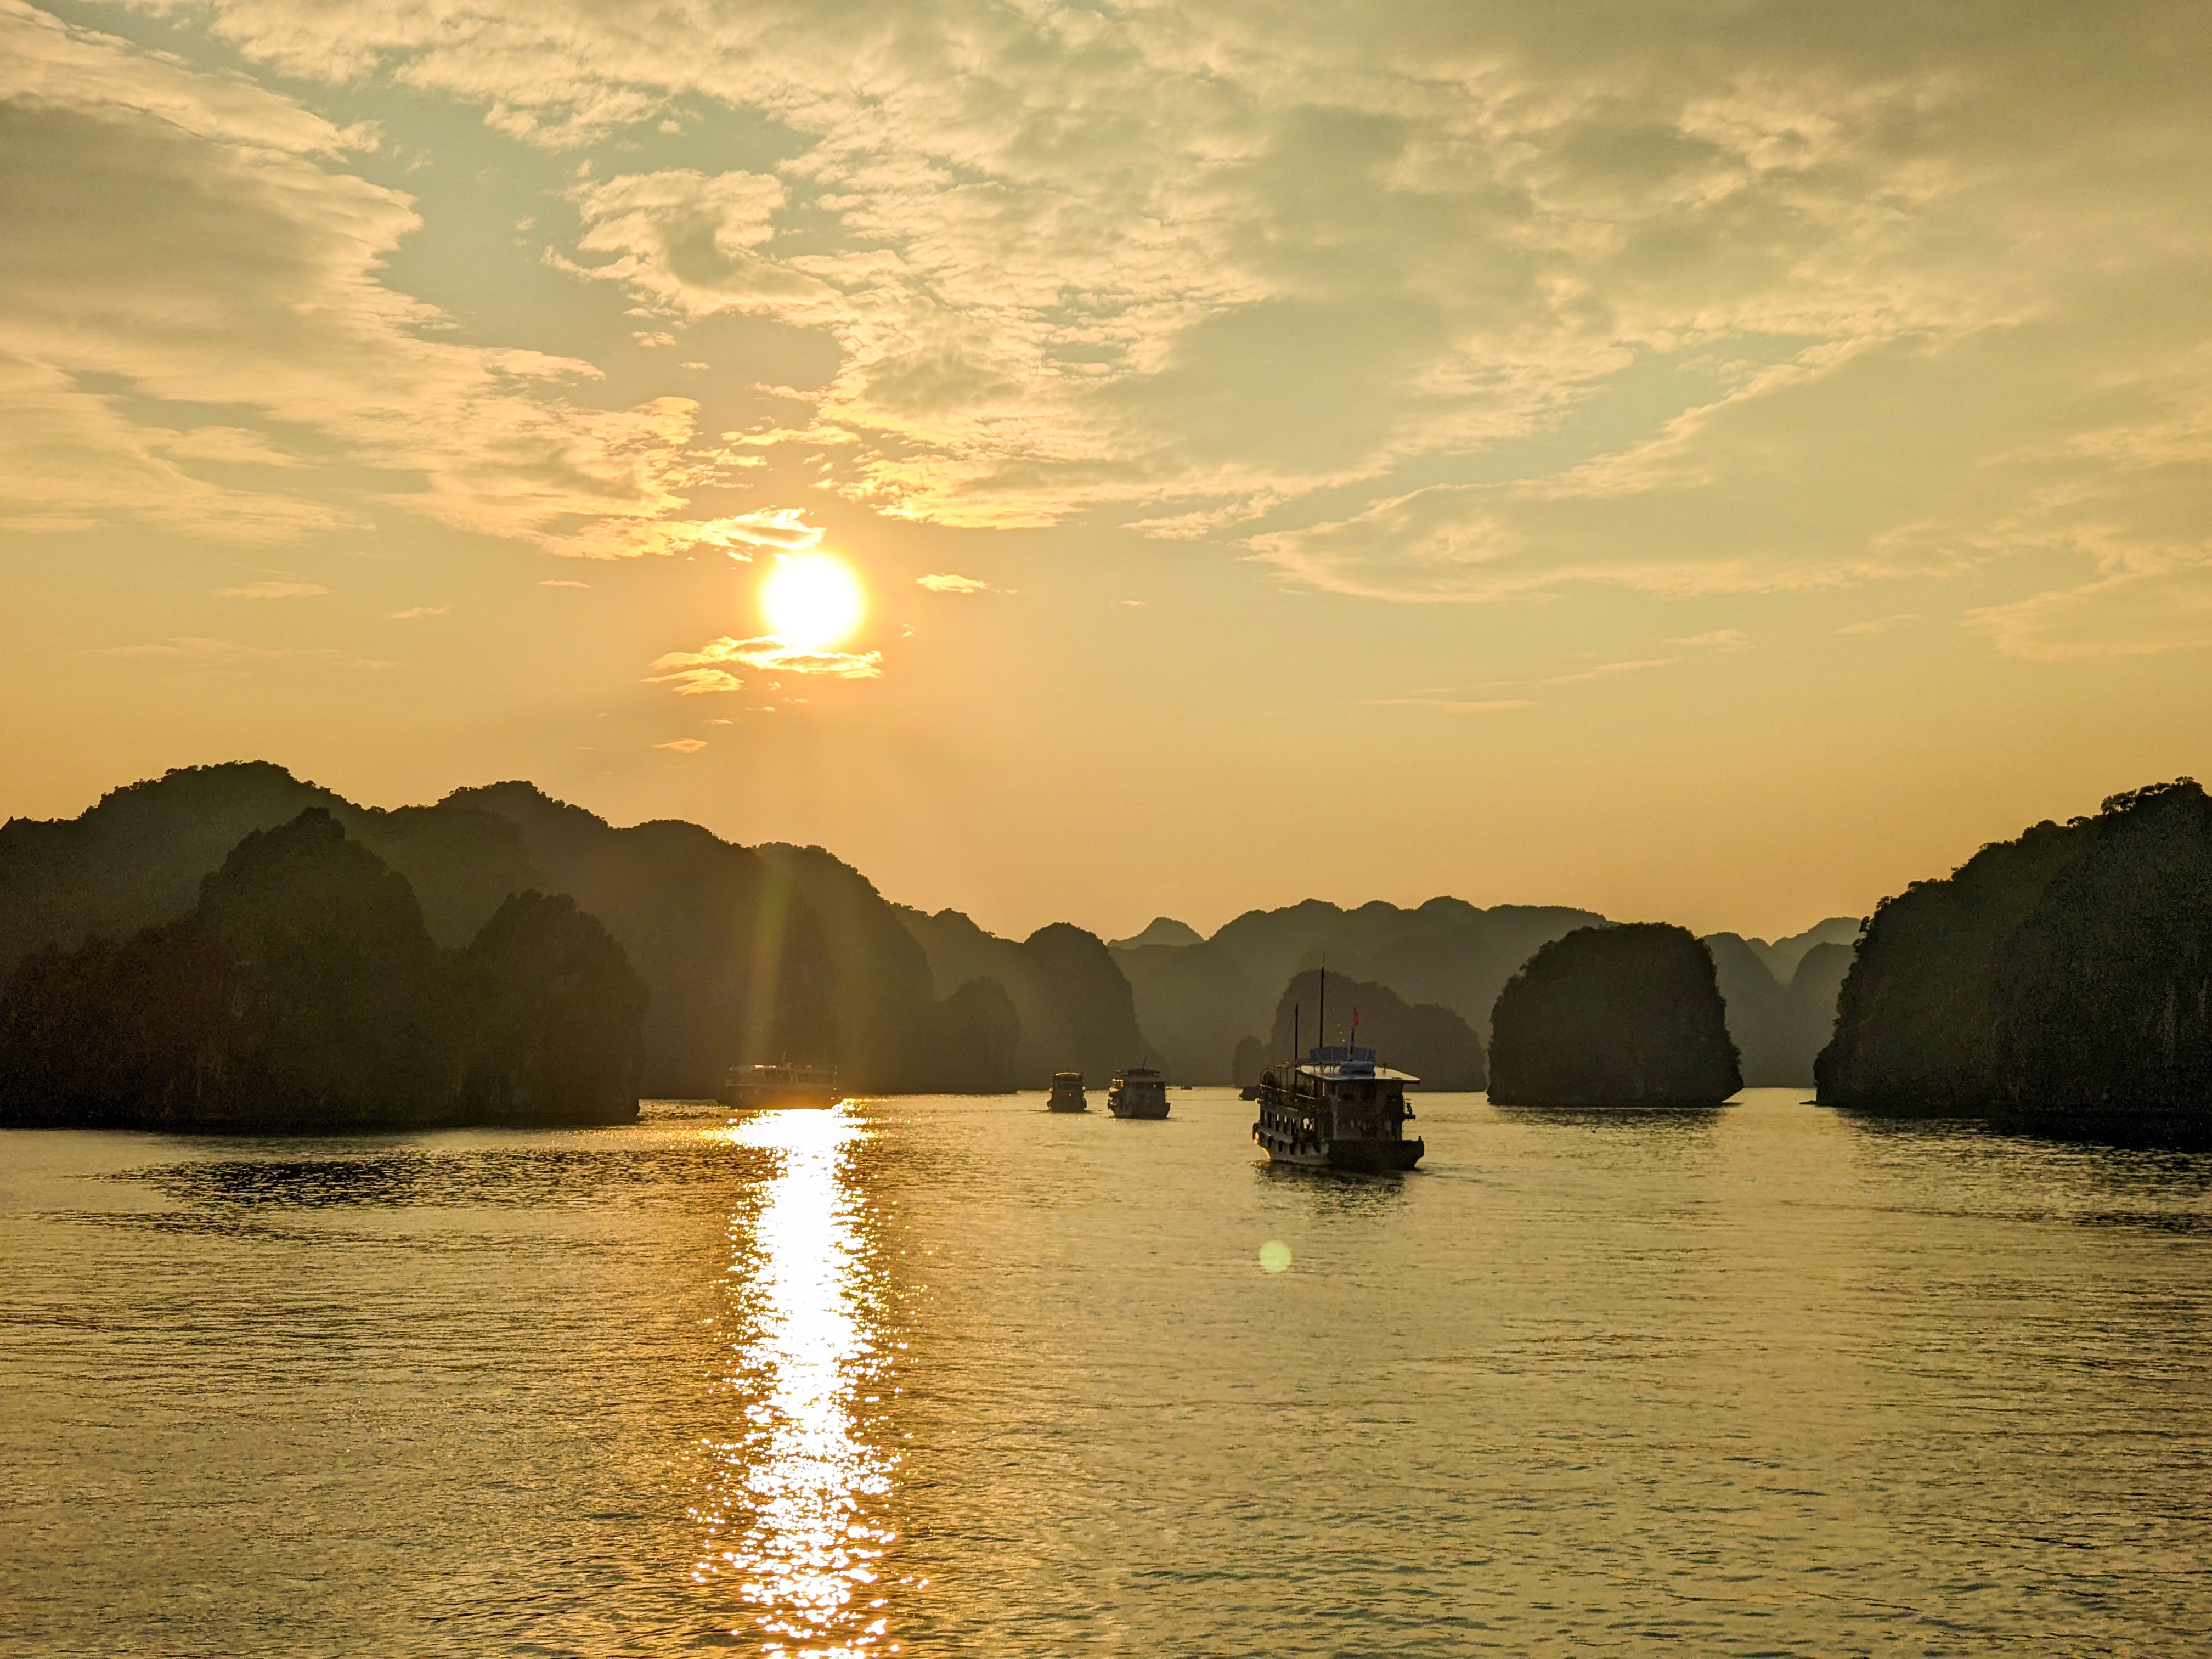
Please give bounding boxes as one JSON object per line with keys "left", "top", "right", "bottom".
{"left": 718, "top": 1062, "right": 839, "bottom": 1110}
{"left": 1107, "top": 1066, "right": 1169, "bottom": 1119}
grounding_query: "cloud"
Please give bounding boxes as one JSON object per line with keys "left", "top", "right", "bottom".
{"left": 1543, "top": 658, "right": 1680, "bottom": 686}
{"left": 1967, "top": 565, "right": 2212, "bottom": 661}
{"left": 651, "top": 666, "right": 746, "bottom": 696}
{"left": 654, "top": 738, "right": 708, "bottom": 753}
{"left": 28, "top": 0, "right": 2212, "bottom": 657}
{"left": 720, "top": 507, "right": 823, "bottom": 552}
{"left": 646, "top": 635, "right": 884, "bottom": 690}
{"left": 539, "top": 579, "right": 591, "bottom": 589}
{"left": 917, "top": 572, "right": 1005, "bottom": 594}
{"left": 0, "top": 4, "right": 759, "bottom": 555}
{"left": 91, "top": 636, "right": 390, "bottom": 669}
{"left": 391, "top": 605, "right": 448, "bottom": 618}
{"left": 1669, "top": 629, "right": 1751, "bottom": 651}
{"left": 219, "top": 580, "right": 327, "bottom": 599}
{"left": 1368, "top": 697, "right": 1537, "bottom": 714}
{"left": 1838, "top": 613, "right": 1921, "bottom": 635}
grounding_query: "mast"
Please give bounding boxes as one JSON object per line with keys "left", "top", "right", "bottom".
{"left": 1317, "top": 955, "right": 1326, "bottom": 1056}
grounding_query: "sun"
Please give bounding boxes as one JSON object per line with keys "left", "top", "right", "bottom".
{"left": 759, "top": 553, "right": 866, "bottom": 650}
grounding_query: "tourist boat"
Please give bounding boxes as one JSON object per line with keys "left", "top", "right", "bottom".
{"left": 1252, "top": 1042, "right": 1424, "bottom": 1172}
{"left": 1107, "top": 1066, "right": 1170, "bottom": 1119}
{"left": 718, "top": 1061, "right": 839, "bottom": 1110}
{"left": 1047, "top": 1071, "right": 1088, "bottom": 1112}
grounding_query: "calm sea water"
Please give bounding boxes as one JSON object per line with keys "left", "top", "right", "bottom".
{"left": 3, "top": 1088, "right": 2208, "bottom": 1656}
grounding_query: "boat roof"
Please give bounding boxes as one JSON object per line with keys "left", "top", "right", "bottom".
{"left": 1051, "top": 1071, "right": 1083, "bottom": 1082}
{"left": 1294, "top": 1043, "right": 1420, "bottom": 1084}
{"left": 1115, "top": 1066, "right": 1163, "bottom": 1079}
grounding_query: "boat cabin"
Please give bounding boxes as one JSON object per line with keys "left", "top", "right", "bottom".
{"left": 1260, "top": 1044, "right": 1419, "bottom": 1143}
{"left": 1107, "top": 1065, "right": 1170, "bottom": 1119}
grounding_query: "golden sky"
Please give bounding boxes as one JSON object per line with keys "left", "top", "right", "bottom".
{"left": 3, "top": 0, "right": 2208, "bottom": 940}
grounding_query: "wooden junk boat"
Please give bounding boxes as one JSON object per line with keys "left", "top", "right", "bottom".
{"left": 718, "top": 1061, "right": 840, "bottom": 1110}
{"left": 1107, "top": 1066, "right": 1170, "bottom": 1119}
{"left": 1252, "top": 1041, "right": 1424, "bottom": 1172}
{"left": 1047, "top": 1071, "right": 1088, "bottom": 1112}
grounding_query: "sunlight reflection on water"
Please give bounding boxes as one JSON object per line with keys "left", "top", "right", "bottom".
{"left": 695, "top": 1107, "right": 895, "bottom": 1657}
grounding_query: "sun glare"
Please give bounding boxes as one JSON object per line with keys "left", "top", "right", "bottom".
{"left": 760, "top": 554, "right": 866, "bottom": 650}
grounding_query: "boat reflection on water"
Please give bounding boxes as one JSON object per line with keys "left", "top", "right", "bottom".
{"left": 695, "top": 1105, "right": 898, "bottom": 1656}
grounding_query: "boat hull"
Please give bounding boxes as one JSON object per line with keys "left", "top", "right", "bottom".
{"left": 1254, "top": 1126, "right": 1424, "bottom": 1172}
{"left": 1107, "top": 1099, "right": 1169, "bottom": 1119}
{"left": 720, "top": 1085, "right": 838, "bottom": 1110}
{"left": 1046, "top": 1100, "right": 1088, "bottom": 1113}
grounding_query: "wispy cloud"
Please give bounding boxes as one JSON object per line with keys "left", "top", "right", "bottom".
{"left": 1543, "top": 658, "right": 1680, "bottom": 686}
{"left": 646, "top": 634, "right": 884, "bottom": 693}
{"left": 1966, "top": 567, "right": 2212, "bottom": 660}
{"left": 0, "top": 7, "right": 767, "bottom": 560}
{"left": 91, "top": 636, "right": 390, "bottom": 669}
{"left": 1838, "top": 613, "right": 1921, "bottom": 635}
{"left": 1669, "top": 629, "right": 1751, "bottom": 651}
{"left": 1368, "top": 697, "right": 1538, "bottom": 714}
{"left": 654, "top": 737, "right": 707, "bottom": 753}
{"left": 219, "top": 580, "right": 326, "bottom": 600}
{"left": 539, "top": 579, "right": 591, "bottom": 589}
{"left": 917, "top": 572, "right": 1008, "bottom": 594}
{"left": 391, "top": 605, "right": 448, "bottom": 619}
{"left": 718, "top": 507, "right": 823, "bottom": 553}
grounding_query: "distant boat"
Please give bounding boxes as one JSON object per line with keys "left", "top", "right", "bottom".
{"left": 1252, "top": 1043, "right": 1423, "bottom": 1172}
{"left": 719, "top": 1062, "right": 839, "bottom": 1110}
{"left": 1047, "top": 1071, "right": 1088, "bottom": 1112}
{"left": 1107, "top": 1066, "right": 1170, "bottom": 1119}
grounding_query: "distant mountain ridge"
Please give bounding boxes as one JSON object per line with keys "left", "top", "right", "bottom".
{"left": 0, "top": 764, "right": 1017, "bottom": 1097}
{"left": 1, "top": 763, "right": 1861, "bottom": 1096}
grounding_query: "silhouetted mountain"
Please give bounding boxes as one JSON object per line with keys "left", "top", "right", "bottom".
{"left": 1259, "top": 969, "right": 1486, "bottom": 1090}
{"left": 1819, "top": 780, "right": 2212, "bottom": 1144}
{"left": 0, "top": 810, "right": 646, "bottom": 1131}
{"left": 0, "top": 761, "right": 542, "bottom": 974}
{"left": 1488, "top": 923, "right": 1742, "bottom": 1105}
{"left": 1702, "top": 925, "right": 1859, "bottom": 1086}
{"left": 1780, "top": 942, "right": 1854, "bottom": 1080}
{"left": 1114, "top": 896, "right": 1606, "bottom": 1082}
{"left": 1741, "top": 917, "right": 1860, "bottom": 984}
{"left": 455, "top": 891, "right": 648, "bottom": 1124}
{"left": 1108, "top": 916, "right": 1204, "bottom": 950}
{"left": 1114, "top": 939, "right": 1268, "bottom": 1084}
{"left": 913, "top": 976, "right": 1021, "bottom": 1093}
{"left": 449, "top": 783, "right": 987, "bottom": 1096}
{"left": 896, "top": 909, "right": 1151, "bottom": 1085}
{"left": 1, "top": 765, "right": 1015, "bottom": 1098}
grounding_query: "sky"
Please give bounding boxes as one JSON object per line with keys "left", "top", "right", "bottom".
{"left": 3, "top": 0, "right": 2209, "bottom": 943}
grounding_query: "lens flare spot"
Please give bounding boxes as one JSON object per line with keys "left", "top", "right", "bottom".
{"left": 1259, "top": 1239, "right": 1293, "bottom": 1273}
{"left": 761, "top": 554, "right": 867, "bottom": 650}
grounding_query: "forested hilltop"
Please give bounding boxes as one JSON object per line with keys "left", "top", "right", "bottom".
{"left": 0, "top": 764, "right": 1026, "bottom": 1098}
{"left": 1818, "top": 780, "right": 2212, "bottom": 1146}
{"left": 0, "top": 810, "right": 644, "bottom": 1131}
{"left": 1, "top": 764, "right": 1861, "bottom": 1109}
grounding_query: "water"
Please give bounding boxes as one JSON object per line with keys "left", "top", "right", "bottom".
{"left": 3, "top": 1089, "right": 2208, "bottom": 1656}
